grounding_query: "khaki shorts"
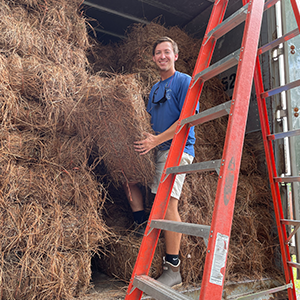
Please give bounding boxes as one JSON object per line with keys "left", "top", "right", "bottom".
{"left": 149, "top": 150, "right": 194, "bottom": 200}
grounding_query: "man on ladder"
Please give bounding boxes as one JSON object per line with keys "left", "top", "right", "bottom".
{"left": 124, "top": 36, "right": 199, "bottom": 287}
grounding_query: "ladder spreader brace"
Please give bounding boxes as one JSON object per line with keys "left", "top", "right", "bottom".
{"left": 125, "top": 0, "right": 300, "bottom": 299}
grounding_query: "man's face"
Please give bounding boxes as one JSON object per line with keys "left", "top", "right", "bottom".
{"left": 152, "top": 41, "right": 178, "bottom": 72}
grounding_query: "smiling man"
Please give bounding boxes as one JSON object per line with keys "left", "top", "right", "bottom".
{"left": 124, "top": 36, "right": 198, "bottom": 288}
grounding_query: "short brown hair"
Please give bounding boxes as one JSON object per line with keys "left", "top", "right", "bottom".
{"left": 152, "top": 36, "right": 179, "bottom": 56}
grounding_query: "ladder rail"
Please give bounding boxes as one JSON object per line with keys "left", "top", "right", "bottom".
{"left": 291, "top": 0, "right": 300, "bottom": 29}
{"left": 199, "top": 0, "right": 265, "bottom": 298}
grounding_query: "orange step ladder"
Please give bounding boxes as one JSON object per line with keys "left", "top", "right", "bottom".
{"left": 252, "top": 0, "right": 300, "bottom": 299}
{"left": 125, "top": 0, "right": 300, "bottom": 299}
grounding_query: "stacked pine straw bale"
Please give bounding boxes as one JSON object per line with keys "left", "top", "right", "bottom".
{"left": 98, "top": 21, "right": 281, "bottom": 285}
{"left": 84, "top": 73, "right": 155, "bottom": 186}
{"left": 0, "top": 0, "right": 155, "bottom": 299}
{"left": 89, "top": 21, "right": 202, "bottom": 95}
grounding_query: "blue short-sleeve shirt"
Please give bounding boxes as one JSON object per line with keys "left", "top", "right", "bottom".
{"left": 147, "top": 71, "right": 199, "bottom": 157}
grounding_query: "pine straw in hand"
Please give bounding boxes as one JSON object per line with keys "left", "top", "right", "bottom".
{"left": 83, "top": 73, "right": 156, "bottom": 186}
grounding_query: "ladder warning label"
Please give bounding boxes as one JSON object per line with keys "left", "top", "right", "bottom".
{"left": 209, "top": 233, "right": 229, "bottom": 286}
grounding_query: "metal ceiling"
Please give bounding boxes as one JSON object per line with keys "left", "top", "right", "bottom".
{"left": 82, "top": 0, "right": 216, "bottom": 44}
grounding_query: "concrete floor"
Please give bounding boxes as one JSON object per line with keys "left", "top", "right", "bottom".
{"left": 79, "top": 271, "right": 202, "bottom": 300}
{"left": 80, "top": 273, "right": 292, "bottom": 300}
{"left": 80, "top": 272, "right": 128, "bottom": 300}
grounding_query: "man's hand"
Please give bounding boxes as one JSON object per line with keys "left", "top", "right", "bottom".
{"left": 134, "top": 132, "right": 158, "bottom": 155}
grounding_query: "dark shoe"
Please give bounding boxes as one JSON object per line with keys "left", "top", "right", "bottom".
{"left": 156, "top": 257, "right": 182, "bottom": 288}
{"left": 132, "top": 221, "right": 147, "bottom": 237}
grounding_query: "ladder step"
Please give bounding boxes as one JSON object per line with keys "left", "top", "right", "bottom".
{"left": 288, "top": 261, "right": 300, "bottom": 269}
{"left": 274, "top": 176, "right": 300, "bottom": 183}
{"left": 165, "top": 159, "right": 221, "bottom": 175}
{"left": 263, "top": 0, "right": 281, "bottom": 10}
{"left": 205, "top": 0, "right": 281, "bottom": 45}
{"left": 150, "top": 219, "right": 210, "bottom": 240}
{"left": 206, "top": 3, "right": 249, "bottom": 42}
{"left": 261, "top": 78, "right": 300, "bottom": 98}
{"left": 267, "top": 128, "right": 300, "bottom": 140}
{"left": 258, "top": 27, "right": 299, "bottom": 55}
{"left": 133, "top": 275, "right": 192, "bottom": 300}
{"left": 180, "top": 100, "right": 232, "bottom": 127}
{"left": 226, "top": 283, "right": 293, "bottom": 300}
{"left": 281, "top": 219, "right": 300, "bottom": 226}
{"left": 192, "top": 49, "right": 240, "bottom": 85}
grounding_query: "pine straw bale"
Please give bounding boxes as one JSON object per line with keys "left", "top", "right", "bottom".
{"left": 6, "top": 53, "right": 88, "bottom": 135}
{"left": 0, "top": 158, "right": 106, "bottom": 212}
{"left": 0, "top": 157, "right": 111, "bottom": 299}
{"left": 31, "top": 1, "right": 89, "bottom": 50}
{"left": 0, "top": 1, "right": 45, "bottom": 56}
{"left": 15, "top": 0, "right": 84, "bottom": 18}
{"left": 0, "top": 55, "right": 20, "bottom": 128}
{"left": 0, "top": 183, "right": 107, "bottom": 253}
{"left": 98, "top": 235, "right": 165, "bottom": 283}
{"left": 193, "top": 78, "right": 230, "bottom": 163}
{"left": 228, "top": 175, "right": 275, "bottom": 280}
{"left": 0, "top": 84, "right": 20, "bottom": 129}
{"left": 0, "top": 129, "right": 90, "bottom": 169}
{"left": 0, "top": 54, "right": 9, "bottom": 85}
{"left": 115, "top": 21, "right": 202, "bottom": 95}
{"left": 7, "top": 53, "right": 88, "bottom": 101}
{"left": 87, "top": 40, "right": 118, "bottom": 74}
{"left": 0, "top": 0, "right": 89, "bottom": 55}
{"left": 0, "top": 1, "right": 89, "bottom": 67}
{"left": 84, "top": 73, "right": 156, "bottom": 186}
{"left": 1, "top": 241, "right": 92, "bottom": 299}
